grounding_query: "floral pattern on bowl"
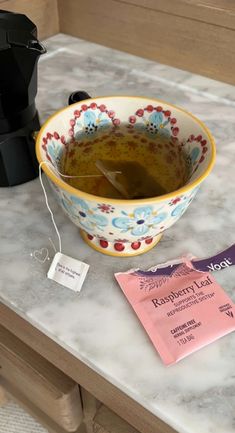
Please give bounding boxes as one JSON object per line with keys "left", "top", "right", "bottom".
{"left": 112, "top": 206, "right": 167, "bottom": 236}
{"left": 128, "top": 104, "right": 179, "bottom": 139}
{"left": 61, "top": 194, "right": 109, "bottom": 231}
{"left": 69, "top": 103, "right": 121, "bottom": 138}
{"left": 55, "top": 186, "right": 198, "bottom": 244}
{"left": 186, "top": 134, "right": 208, "bottom": 175}
{"left": 42, "top": 131, "right": 66, "bottom": 168}
{"left": 41, "top": 104, "right": 208, "bottom": 176}
{"left": 37, "top": 96, "right": 215, "bottom": 256}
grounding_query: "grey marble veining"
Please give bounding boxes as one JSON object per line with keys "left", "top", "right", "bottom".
{"left": 1, "top": 34, "right": 235, "bottom": 433}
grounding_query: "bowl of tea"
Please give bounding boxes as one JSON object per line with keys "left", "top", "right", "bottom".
{"left": 36, "top": 95, "right": 216, "bottom": 256}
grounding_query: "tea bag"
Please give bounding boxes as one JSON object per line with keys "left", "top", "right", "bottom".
{"left": 96, "top": 160, "right": 167, "bottom": 199}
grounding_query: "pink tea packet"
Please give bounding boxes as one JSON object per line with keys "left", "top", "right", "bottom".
{"left": 115, "top": 261, "right": 235, "bottom": 365}
{"left": 140, "top": 243, "right": 235, "bottom": 276}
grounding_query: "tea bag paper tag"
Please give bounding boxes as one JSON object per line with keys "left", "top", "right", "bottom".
{"left": 47, "top": 252, "right": 89, "bottom": 292}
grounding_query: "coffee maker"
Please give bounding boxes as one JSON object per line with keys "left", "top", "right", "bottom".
{"left": 0, "top": 10, "right": 46, "bottom": 186}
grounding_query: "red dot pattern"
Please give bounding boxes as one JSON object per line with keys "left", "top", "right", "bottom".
{"left": 87, "top": 234, "right": 154, "bottom": 252}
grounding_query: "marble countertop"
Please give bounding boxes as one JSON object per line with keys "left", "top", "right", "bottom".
{"left": 1, "top": 34, "right": 235, "bottom": 433}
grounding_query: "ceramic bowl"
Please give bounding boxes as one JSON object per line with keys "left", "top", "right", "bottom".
{"left": 36, "top": 96, "right": 216, "bottom": 256}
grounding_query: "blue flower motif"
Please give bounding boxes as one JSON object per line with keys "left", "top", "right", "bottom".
{"left": 136, "top": 111, "right": 170, "bottom": 138}
{"left": 190, "top": 147, "right": 200, "bottom": 164}
{"left": 61, "top": 195, "right": 108, "bottom": 231}
{"left": 74, "top": 109, "right": 111, "bottom": 138}
{"left": 47, "top": 139, "right": 63, "bottom": 166}
{"left": 112, "top": 206, "right": 167, "bottom": 236}
{"left": 171, "top": 202, "right": 187, "bottom": 217}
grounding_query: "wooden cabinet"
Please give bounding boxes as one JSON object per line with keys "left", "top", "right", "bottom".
{"left": 93, "top": 404, "right": 139, "bottom": 433}
{"left": 0, "top": 326, "right": 83, "bottom": 432}
{"left": 79, "top": 389, "right": 140, "bottom": 433}
{"left": 0, "top": 326, "right": 141, "bottom": 433}
{"left": 1, "top": 0, "right": 235, "bottom": 84}
{"left": 0, "top": 0, "right": 59, "bottom": 39}
{"left": 0, "top": 303, "right": 178, "bottom": 433}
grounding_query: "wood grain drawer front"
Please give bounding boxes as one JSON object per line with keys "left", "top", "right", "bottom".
{"left": 0, "top": 0, "right": 59, "bottom": 39}
{"left": 0, "top": 326, "right": 83, "bottom": 432}
{"left": 93, "top": 405, "right": 140, "bottom": 433}
{"left": 58, "top": 0, "right": 235, "bottom": 85}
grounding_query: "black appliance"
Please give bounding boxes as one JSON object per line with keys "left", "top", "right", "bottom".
{"left": 0, "top": 10, "right": 46, "bottom": 186}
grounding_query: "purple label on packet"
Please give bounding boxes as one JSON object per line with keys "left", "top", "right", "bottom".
{"left": 137, "top": 244, "right": 235, "bottom": 277}
{"left": 193, "top": 244, "right": 235, "bottom": 273}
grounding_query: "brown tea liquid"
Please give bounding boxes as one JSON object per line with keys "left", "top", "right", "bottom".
{"left": 60, "top": 126, "right": 190, "bottom": 199}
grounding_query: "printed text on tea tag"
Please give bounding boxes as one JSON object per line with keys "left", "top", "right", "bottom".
{"left": 48, "top": 252, "right": 89, "bottom": 292}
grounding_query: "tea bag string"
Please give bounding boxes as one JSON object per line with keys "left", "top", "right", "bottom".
{"left": 52, "top": 165, "right": 121, "bottom": 179}
{"left": 39, "top": 161, "right": 121, "bottom": 254}
{"left": 39, "top": 161, "right": 105, "bottom": 254}
{"left": 39, "top": 162, "right": 62, "bottom": 253}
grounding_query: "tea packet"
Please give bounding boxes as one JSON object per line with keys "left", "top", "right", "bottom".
{"left": 96, "top": 159, "right": 167, "bottom": 199}
{"left": 115, "top": 260, "right": 235, "bottom": 365}
{"left": 137, "top": 244, "right": 235, "bottom": 277}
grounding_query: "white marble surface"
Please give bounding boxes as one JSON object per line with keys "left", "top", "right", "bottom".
{"left": 1, "top": 34, "right": 235, "bottom": 433}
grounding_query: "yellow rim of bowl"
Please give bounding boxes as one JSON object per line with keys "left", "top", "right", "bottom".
{"left": 36, "top": 95, "right": 216, "bottom": 204}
